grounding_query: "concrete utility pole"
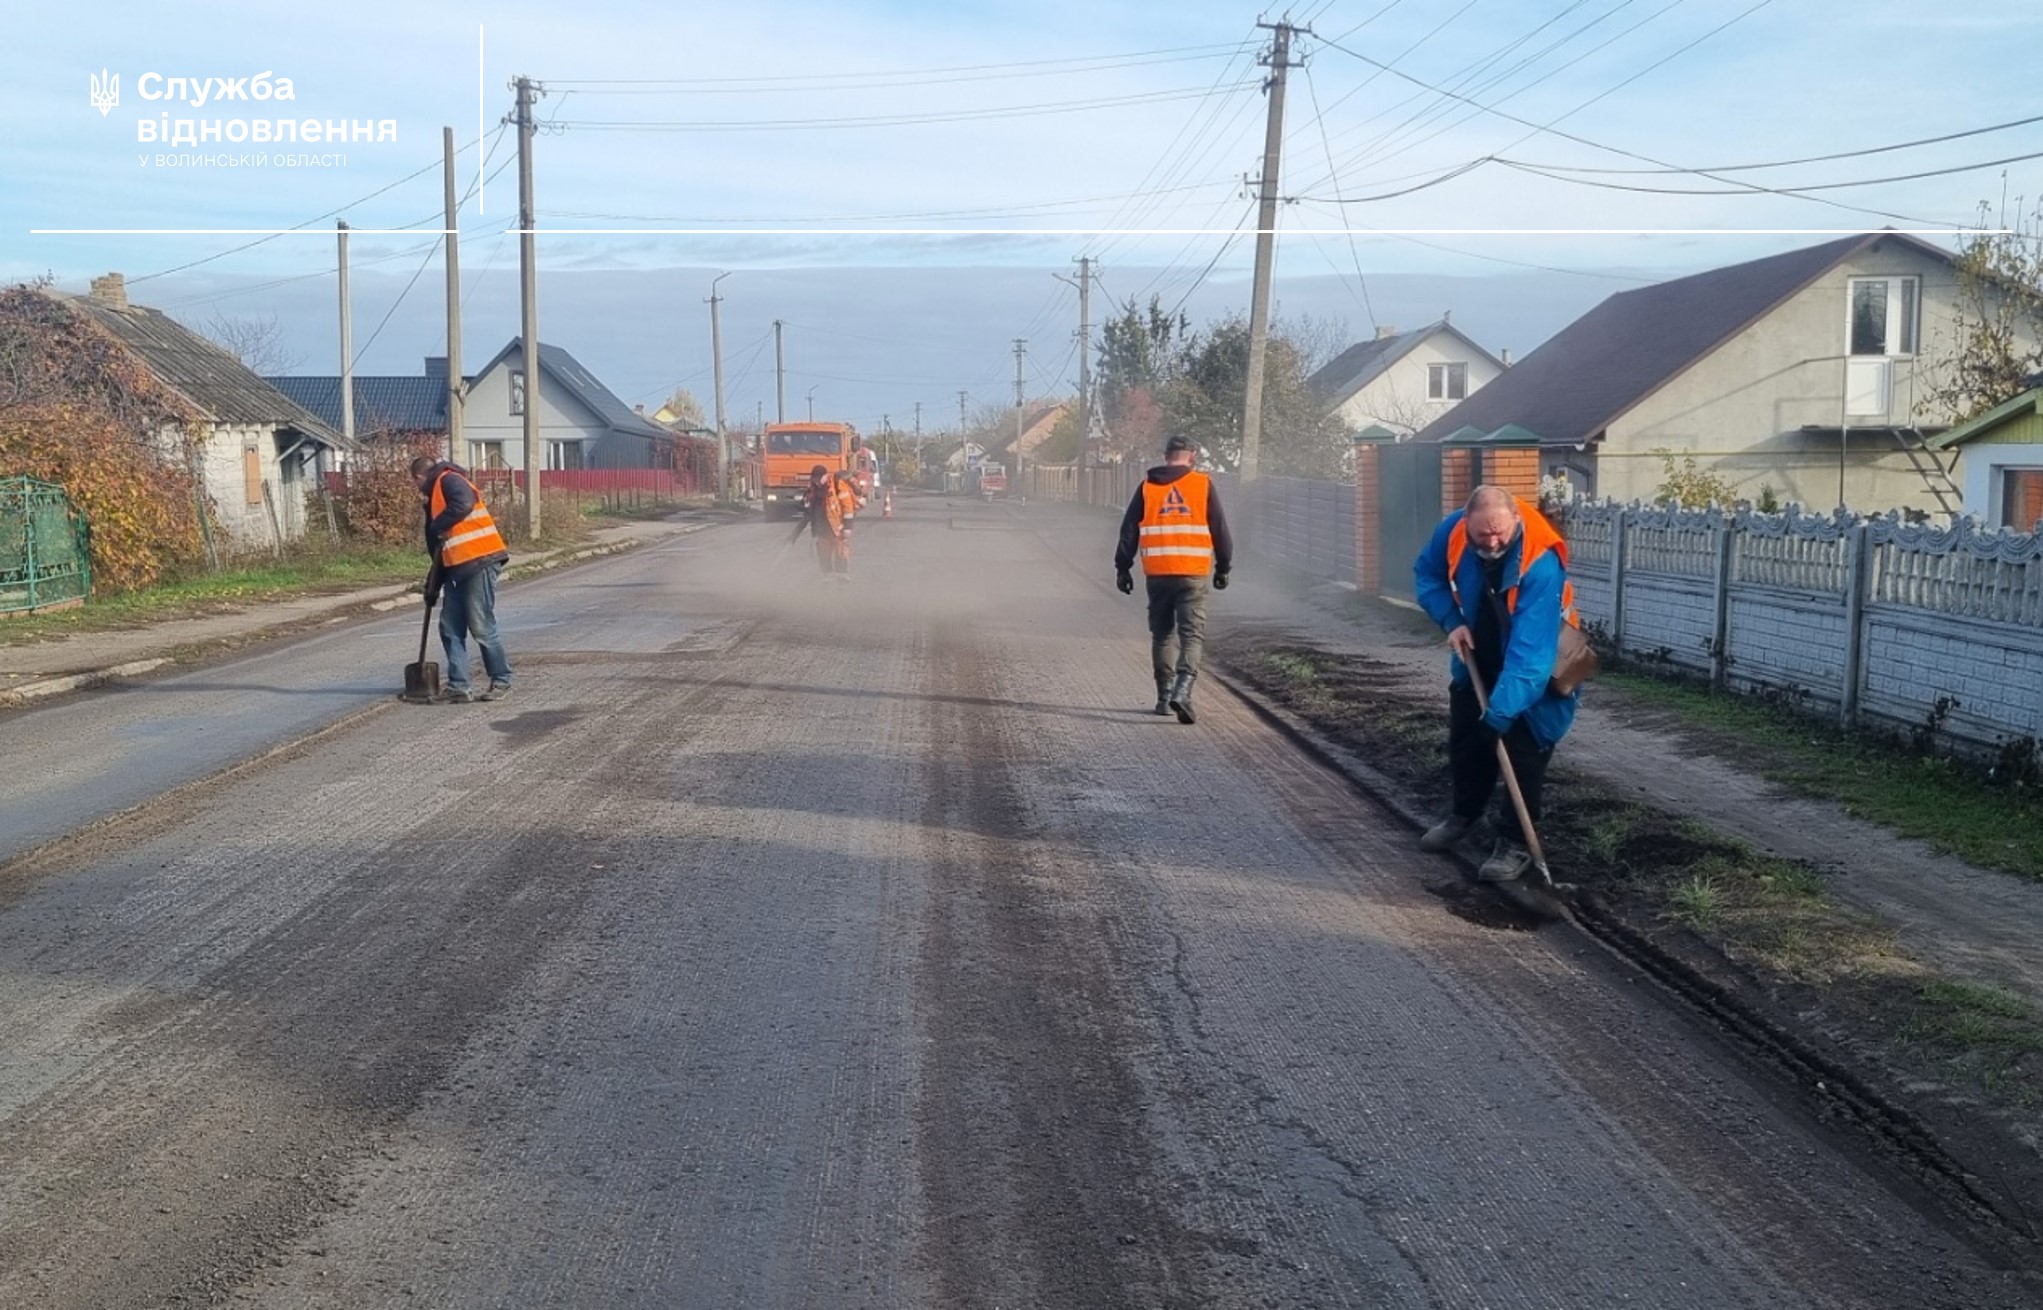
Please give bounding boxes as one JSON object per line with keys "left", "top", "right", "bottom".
{"left": 1012, "top": 338, "right": 1027, "bottom": 485}
{"left": 336, "top": 221, "right": 353, "bottom": 444}
{"left": 441, "top": 127, "right": 463, "bottom": 466}
{"left": 708, "top": 272, "right": 730, "bottom": 500}
{"left": 1240, "top": 19, "right": 1302, "bottom": 484}
{"left": 913, "top": 401, "right": 922, "bottom": 445}
{"left": 806, "top": 385, "right": 817, "bottom": 422}
{"left": 957, "top": 390, "right": 969, "bottom": 433}
{"left": 514, "top": 73, "right": 543, "bottom": 538}
{"left": 774, "top": 320, "right": 786, "bottom": 423}
{"left": 1052, "top": 256, "right": 1093, "bottom": 464}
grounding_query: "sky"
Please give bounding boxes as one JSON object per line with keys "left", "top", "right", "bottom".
{"left": 3, "top": 0, "right": 2039, "bottom": 433}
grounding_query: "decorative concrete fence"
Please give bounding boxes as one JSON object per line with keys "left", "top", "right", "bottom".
{"left": 1564, "top": 500, "right": 2043, "bottom": 754}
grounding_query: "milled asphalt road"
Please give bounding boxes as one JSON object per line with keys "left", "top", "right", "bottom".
{"left": 0, "top": 496, "right": 2033, "bottom": 1308}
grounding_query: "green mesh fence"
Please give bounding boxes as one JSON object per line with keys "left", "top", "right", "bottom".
{"left": 0, "top": 477, "right": 90, "bottom": 614}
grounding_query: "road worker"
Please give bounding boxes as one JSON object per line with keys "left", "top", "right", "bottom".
{"left": 1113, "top": 433, "right": 1233, "bottom": 723}
{"left": 1412, "top": 485, "right": 1583, "bottom": 881}
{"left": 831, "top": 468, "right": 866, "bottom": 578}
{"left": 411, "top": 455, "right": 513, "bottom": 703}
{"left": 789, "top": 464, "right": 850, "bottom": 582}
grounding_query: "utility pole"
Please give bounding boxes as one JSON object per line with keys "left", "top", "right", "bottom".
{"left": 441, "top": 127, "right": 463, "bottom": 466}
{"left": 514, "top": 73, "right": 543, "bottom": 538}
{"left": 1012, "top": 338, "right": 1027, "bottom": 486}
{"left": 957, "top": 390, "right": 969, "bottom": 433}
{"left": 913, "top": 401, "right": 922, "bottom": 446}
{"left": 1076, "top": 256, "right": 1092, "bottom": 465}
{"left": 708, "top": 272, "right": 730, "bottom": 500}
{"left": 774, "top": 319, "right": 786, "bottom": 423}
{"left": 336, "top": 221, "right": 353, "bottom": 444}
{"left": 1240, "top": 19, "right": 1301, "bottom": 484}
{"left": 806, "top": 386, "right": 817, "bottom": 422}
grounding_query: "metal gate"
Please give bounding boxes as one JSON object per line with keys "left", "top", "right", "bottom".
{"left": 1376, "top": 443, "right": 1443, "bottom": 601}
{"left": 0, "top": 477, "right": 90, "bottom": 614}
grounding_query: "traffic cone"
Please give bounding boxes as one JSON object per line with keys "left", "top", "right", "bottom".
{"left": 882, "top": 487, "right": 894, "bottom": 518}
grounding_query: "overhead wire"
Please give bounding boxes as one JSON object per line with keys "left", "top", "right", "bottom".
{"left": 1302, "top": 60, "right": 1378, "bottom": 330}
{"left": 553, "top": 83, "right": 1260, "bottom": 133}
{"left": 546, "top": 42, "right": 1246, "bottom": 87}
{"left": 548, "top": 48, "right": 1242, "bottom": 95}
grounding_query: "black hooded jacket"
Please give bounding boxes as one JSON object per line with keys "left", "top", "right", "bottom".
{"left": 1113, "top": 464, "right": 1233, "bottom": 575}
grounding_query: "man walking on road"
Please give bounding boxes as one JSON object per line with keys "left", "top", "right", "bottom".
{"left": 412, "top": 456, "right": 513, "bottom": 704}
{"left": 790, "top": 464, "right": 850, "bottom": 581}
{"left": 1413, "top": 485, "right": 1581, "bottom": 881}
{"left": 1114, "top": 433, "right": 1233, "bottom": 723}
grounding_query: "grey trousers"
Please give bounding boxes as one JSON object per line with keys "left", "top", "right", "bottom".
{"left": 1146, "top": 574, "right": 1210, "bottom": 688}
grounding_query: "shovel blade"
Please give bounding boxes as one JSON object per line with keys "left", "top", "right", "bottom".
{"left": 403, "top": 660, "right": 441, "bottom": 701}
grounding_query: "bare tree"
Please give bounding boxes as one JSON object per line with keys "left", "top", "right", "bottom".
{"left": 201, "top": 311, "right": 301, "bottom": 375}
{"left": 659, "top": 386, "right": 707, "bottom": 427}
{"left": 1344, "top": 380, "right": 1439, "bottom": 438}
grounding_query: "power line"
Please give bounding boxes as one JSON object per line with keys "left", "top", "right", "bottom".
{"left": 1506, "top": 113, "right": 2043, "bottom": 176}
{"left": 535, "top": 178, "right": 1231, "bottom": 226}
{"left": 1302, "top": 61, "right": 1377, "bottom": 331}
{"left": 546, "top": 42, "right": 1246, "bottom": 86}
{"left": 1293, "top": 201, "right": 1655, "bottom": 282}
{"left": 550, "top": 48, "right": 1242, "bottom": 95}
{"left": 554, "top": 83, "right": 1259, "bottom": 133}
{"left": 1496, "top": 147, "right": 2043, "bottom": 195}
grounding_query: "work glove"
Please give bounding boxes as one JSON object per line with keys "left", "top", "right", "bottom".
{"left": 1212, "top": 571, "right": 1230, "bottom": 590}
{"left": 1115, "top": 569, "right": 1134, "bottom": 595}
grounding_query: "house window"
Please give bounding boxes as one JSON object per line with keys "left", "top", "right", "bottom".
{"left": 509, "top": 369, "right": 526, "bottom": 416}
{"left": 1428, "top": 362, "right": 1468, "bottom": 401}
{"left": 1848, "top": 276, "right": 1918, "bottom": 357}
{"left": 547, "top": 440, "right": 585, "bottom": 471}
{"left": 2001, "top": 468, "right": 2043, "bottom": 532}
{"left": 469, "top": 440, "right": 507, "bottom": 471}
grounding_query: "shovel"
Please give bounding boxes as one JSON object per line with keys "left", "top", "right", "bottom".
{"left": 401, "top": 564, "right": 442, "bottom": 703}
{"left": 1468, "top": 670, "right": 1564, "bottom": 897}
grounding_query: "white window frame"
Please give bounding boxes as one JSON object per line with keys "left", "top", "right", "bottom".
{"left": 469, "top": 440, "right": 506, "bottom": 471}
{"left": 509, "top": 369, "right": 527, "bottom": 416}
{"left": 1847, "top": 276, "right": 1919, "bottom": 358}
{"left": 546, "top": 440, "right": 586, "bottom": 472}
{"left": 1427, "top": 361, "right": 1468, "bottom": 401}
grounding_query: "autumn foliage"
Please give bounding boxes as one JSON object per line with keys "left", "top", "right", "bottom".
{"left": 0, "top": 286, "right": 208, "bottom": 590}
{"left": 335, "top": 433, "right": 442, "bottom": 546}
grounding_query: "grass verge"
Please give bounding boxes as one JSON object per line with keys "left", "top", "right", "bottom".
{"left": 1221, "top": 631, "right": 2043, "bottom": 1136}
{"left": 1602, "top": 669, "right": 2043, "bottom": 883}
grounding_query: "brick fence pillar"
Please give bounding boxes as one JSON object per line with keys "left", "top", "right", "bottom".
{"left": 1352, "top": 434, "right": 1389, "bottom": 595}
{"left": 1441, "top": 447, "right": 1477, "bottom": 517}
{"left": 1483, "top": 446, "right": 1542, "bottom": 502}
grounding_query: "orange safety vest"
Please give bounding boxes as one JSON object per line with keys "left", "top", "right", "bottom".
{"left": 811, "top": 481, "right": 845, "bottom": 536}
{"left": 429, "top": 469, "right": 508, "bottom": 569}
{"left": 1137, "top": 472, "right": 1216, "bottom": 576}
{"left": 1445, "top": 495, "right": 1580, "bottom": 626}
{"left": 834, "top": 475, "right": 862, "bottom": 520}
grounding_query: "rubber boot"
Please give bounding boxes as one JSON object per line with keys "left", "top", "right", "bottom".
{"left": 1168, "top": 672, "right": 1196, "bottom": 725}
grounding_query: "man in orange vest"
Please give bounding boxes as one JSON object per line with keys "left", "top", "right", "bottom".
{"left": 412, "top": 456, "right": 513, "bottom": 703}
{"left": 1114, "top": 433, "right": 1234, "bottom": 723}
{"left": 789, "top": 464, "right": 850, "bottom": 581}
{"left": 1413, "top": 485, "right": 1581, "bottom": 881}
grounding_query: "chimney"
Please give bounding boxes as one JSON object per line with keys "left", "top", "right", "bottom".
{"left": 89, "top": 273, "right": 128, "bottom": 308}
{"left": 424, "top": 355, "right": 448, "bottom": 381}
{"left": 1374, "top": 323, "right": 1397, "bottom": 340}
{"left": 1501, "top": 348, "right": 1513, "bottom": 368}
{"left": 1442, "top": 309, "right": 1452, "bottom": 325}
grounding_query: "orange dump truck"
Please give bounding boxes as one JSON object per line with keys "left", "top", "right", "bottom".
{"left": 760, "top": 422, "right": 861, "bottom": 518}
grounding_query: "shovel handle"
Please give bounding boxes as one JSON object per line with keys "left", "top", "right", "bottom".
{"left": 1467, "top": 671, "right": 1553, "bottom": 876}
{"left": 417, "top": 564, "right": 440, "bottom": 665}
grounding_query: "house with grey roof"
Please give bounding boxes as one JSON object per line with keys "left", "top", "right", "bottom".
{"left": 1309, "top": 318, "right": 1505, "bottom": 437}
{"left": 1411, "top": 232, "right": 2020, "bottom": 515}
{"left": 463, "top": 338, "right": 677, "bottom": 472}
{"left": 65, "top": 274, "right": 352, "bottom": 547}
{"left": 269, "top": 361, "right": 452, "bottom": 445}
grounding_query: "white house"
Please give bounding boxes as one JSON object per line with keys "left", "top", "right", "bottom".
{"left": 1308, "top": 318, "right": 1506, "bottom": 437}
{"left": 65, "top": 275, "right": 352, "bottom": 548}
{"left": 463, "top": 338, "right": 675, "bottom": 472}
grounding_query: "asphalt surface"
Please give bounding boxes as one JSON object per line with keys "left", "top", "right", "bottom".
{"left": 0, "top": 495, "right": 2033, "bottom": 1308}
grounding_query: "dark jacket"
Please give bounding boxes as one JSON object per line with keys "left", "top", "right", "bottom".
{"left": 421, "top": 462, "right": 510, "bottom": 578}
{"left": 1113, "top": 465, "right": 1233, "bottom": 575}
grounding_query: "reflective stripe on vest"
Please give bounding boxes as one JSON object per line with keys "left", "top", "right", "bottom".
{"left": 1444, "top": 495, "right": 1580, "bottom": 627}
{"left": 1138, "top": 472, "right": 1214, "bottom": 576}
{"left": 430, "top": 471, "right": 507, "bottom": 569}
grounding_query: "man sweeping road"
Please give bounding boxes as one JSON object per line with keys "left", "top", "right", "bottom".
{"left": 1413, "top": 485, "right": 1583, "bottom": 882}
{"left": 1113, "top": 433, "right": 1233, "bottom": 723}
{"left": 412, "top": 456, "right": 513, "bottom": 704}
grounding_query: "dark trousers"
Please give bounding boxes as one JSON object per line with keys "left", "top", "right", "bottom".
{"left": 1146, "top": 574, "right": 1209, "bottom": 689}
{"left": 438, "top": 560, "right": 511, "bottom": 692}
{"left": 1449, "top": 679, "right": 1551, "bottom": 845}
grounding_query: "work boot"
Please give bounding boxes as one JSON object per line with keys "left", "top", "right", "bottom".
{"left": 1167, "top": 672, "right": 1196, "bottom": 725}
{"left": 1153, "top": 678, "right": 1173, "bottom": 716}
{"left": 1419, "top": 813, "right": 1475, "bottom": 853}
{"left": 1478, "top": 840, "right": 1532, "bottom": 883}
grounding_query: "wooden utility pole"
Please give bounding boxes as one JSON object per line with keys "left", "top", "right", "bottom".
{"left": 515, "top": 74, "right": 543, "bottom": 538}
{"left": 709, "top": 272, "right": 730, "bottom": 500}
{"left": 1076, "top": 256, "right": 1092, "bottom": 463}
{"left": 1012, "top": 338, "right": 1027, "bottom": 487}
{"left": 336, "top": 220, "right": 353, "bottom": 443}
{"left": 441, "top": 127, "right": 464, "bottom": 466}
{"left": 1240, "top": 20, "right": 1301, "bottom": 484}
